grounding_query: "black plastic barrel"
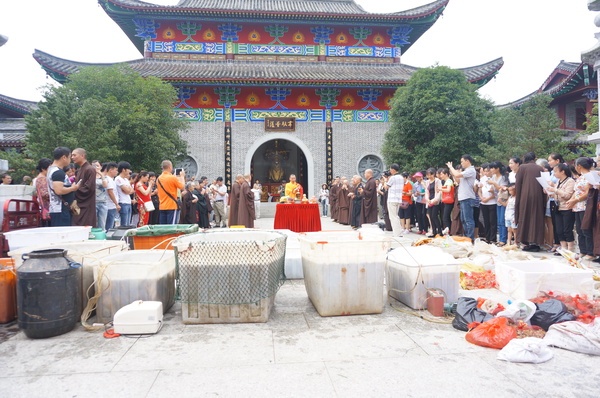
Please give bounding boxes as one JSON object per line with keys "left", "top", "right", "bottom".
{"left": 17, "top": 249, "right": 82, "bottom": 339}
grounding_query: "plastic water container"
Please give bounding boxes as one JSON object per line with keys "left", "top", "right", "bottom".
{"left": 0, "top": 185, "right": 35, "bottom": 226}
{"left": 298, "top": 231, "right": 391, "bottom": 316}
{"left": 93, "top": 250, "right": 176, "bottom": 323}
{"left": 17, "top": 249, "right": 81, "bottom": 338}
{"left": 4, "top": 226, "right": 91, "bottom": 251}
{"left": 173, "top": 229, "right": 287, "bottom": 324}
{"left": 9, "top": 240, "right": 128, "bottom": 310}
{"left": 386, "top": 246, "right": 460, "bottom": 310}
{"left": 495, "top": 260, "right": 595, "bottom": 300}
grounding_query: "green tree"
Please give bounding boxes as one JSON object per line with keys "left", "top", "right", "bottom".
{"left": 382, "top": 65, "right": 493, "bottom": 171}
{"left": 0, "top": 149, "right": 36, "bottom": 183}
{"left": 25, "top": 65, "right": 188, "bottom": 170}
{"left": 479, "top": 94, "right": 590, "bottom": 162}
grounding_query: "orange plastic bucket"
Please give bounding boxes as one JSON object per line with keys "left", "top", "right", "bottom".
{"left": 0, "top": 258, "right": 17, "bottom": 324}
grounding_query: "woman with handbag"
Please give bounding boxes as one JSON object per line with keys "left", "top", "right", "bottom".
{"left": 133, "top": 171, "right": 154, "bottom": 227}
{"left": 488, "top": 161, "right": 510, "bottom": 246}
{"left": 34, "top": 158, "right": 53, "bottom": 227}
{"left": 546, "top": 163, "right": 576, "bottom": 253}
{"left": 425, "top": 168, "right": 442, "bottom": 237}
{"left": 438, "top": 168, "right": 455, "bottom": 236}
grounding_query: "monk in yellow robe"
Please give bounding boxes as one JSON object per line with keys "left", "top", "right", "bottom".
{"left": 285, "top": 174, "right": 303, "bottom": 200}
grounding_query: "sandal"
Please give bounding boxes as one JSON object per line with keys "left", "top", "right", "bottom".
{"left": 496, "top": 242, "right": 506, "bottom": 247}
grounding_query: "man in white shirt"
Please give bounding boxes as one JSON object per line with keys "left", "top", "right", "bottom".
{"left": 103, "top": 162, "right": 120, "bottom": 230}
{"left": 447, "top": 155, "right": 477, "bottom": 242}
{"left": 211, "top": 176, "right": 228, "bottom": 228}
{"left": 115, "top": 161, "right": 134, "bottom": 226}
{"left": 385, "top": 163, "right": 404, "bottom": 237}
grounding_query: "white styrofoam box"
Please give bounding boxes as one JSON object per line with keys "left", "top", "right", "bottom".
{"left": 386, "top": 246, "right": 460, "bottom": 310}
{"left": 182, "top": 296, "right": 274, "bottom": 324}
{"left": 298, "top": 231, "right": 391, "bottom": 316}
{"left": 496, "top": 260, "right": 595, "bottom": 300}
{"left": 0, "top": 184, "right": 35, "bottom": 226}
{"left": 284, "top": 247, "right": 303, "bottom": 279}
{"left": 94, "top": 250, "right": 176, "bottom": 323}
{"left": 4, "top": 226, "right": 91, "bottom": 251}
{"left": 113, "top": 300, "right": 163, "bottom": 334}
{"left": 9, "top": 240, "right": 128, "bottom": 310}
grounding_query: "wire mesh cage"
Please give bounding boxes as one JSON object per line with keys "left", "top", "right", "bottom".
{"left": 173, "top": 229, "right": 287, "bottom": 305}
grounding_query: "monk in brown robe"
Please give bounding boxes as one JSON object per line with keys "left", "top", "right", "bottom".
{"left": 337, "top": 177, "right": 351, "bottom": 225}
{"left": 237, "top": 174, "right": 255, "bottom": 228}
{"left": 228, "top": 175, "right": 242, "bottom": 227}
{"left": 71, "top": 148, "right": 97, "bottom": 227}
{"left": 515, "top": 152, "right": 545, "bottom": 250}
{"left": 360, "top": 169, "right": 378, "bottom": 224}
{"left": 330, "top": 177, "right": 339, "bottom": 221}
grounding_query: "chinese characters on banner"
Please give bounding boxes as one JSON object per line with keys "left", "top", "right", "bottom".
{"left": 264, "top": 117, "right": 296, "bottom": 132}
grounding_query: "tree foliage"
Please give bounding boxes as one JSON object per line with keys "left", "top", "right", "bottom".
{"left": 382, "top": 65, "right": 493, "bottom": 171}
{"left": 0, "top": 149, "right": 36, "bottom": 183}
{"left": 25, "top": 65, "right": 189, "bottom": 170}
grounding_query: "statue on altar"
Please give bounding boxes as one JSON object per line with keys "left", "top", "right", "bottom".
{"left": 285, "top": 174, "right": 303, "bottom": 200}
{"left": 268, "top": 159, "right": 285, "bottom": 183}
{"left": 264, "top": 140, "right": 290, "bottom": 183}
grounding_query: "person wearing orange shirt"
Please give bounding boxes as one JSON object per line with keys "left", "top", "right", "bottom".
{"left": 156, "top": 160, "right": 185, "bottom": 224}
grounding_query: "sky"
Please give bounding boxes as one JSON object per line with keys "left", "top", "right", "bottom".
{"left": 0, "top": 0, "right": 598, "bottom": 105}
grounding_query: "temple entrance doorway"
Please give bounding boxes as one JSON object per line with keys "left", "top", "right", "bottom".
{"left": 250, "top": 139, "right": 307, "bottom": 202}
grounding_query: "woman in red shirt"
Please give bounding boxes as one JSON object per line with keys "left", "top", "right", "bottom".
{"left": 134, "top": 171, "right": 154, "bottom": 227}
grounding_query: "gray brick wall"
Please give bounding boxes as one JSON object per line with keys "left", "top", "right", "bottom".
{"left": 180, "top": 120, "right": 390, "bottom": 194}
{"left": 332, "top": 121, "right": 389, "bottom": 180}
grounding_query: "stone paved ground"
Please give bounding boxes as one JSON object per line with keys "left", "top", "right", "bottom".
{"left": 1, "top": 215, "right": 600, "bottom": 397}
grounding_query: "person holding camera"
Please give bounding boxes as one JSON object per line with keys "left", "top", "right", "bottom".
{"left": 157, "top": 160, "right": 185, "bottom": 225}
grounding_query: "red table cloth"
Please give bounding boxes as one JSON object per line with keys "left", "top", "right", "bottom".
{"left": 274, "top": 203, "right": 322, "bottom": 233}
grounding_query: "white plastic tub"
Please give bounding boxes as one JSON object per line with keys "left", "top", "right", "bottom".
{"left": 4, "top": 226, "right": 91, "bottom": 251}
{"left": 298, "top": 231, "right": 391, "bottom": 316}
{"left": 9, "top": 240, "right": 128, "bottom": 310}
{"left": 386, "top": 246, "right": 460, "bottom": 310}
{"left": 496, "top": 260, "right": 595, "bottom": 300}
{"left": 174, "top": 229, "right": 287, "bottom": 324}
{"left": 94, "top": 250, "right": 176, "bottom": 323}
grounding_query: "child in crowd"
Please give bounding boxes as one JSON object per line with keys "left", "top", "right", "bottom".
{"left": 505, "top": 184, "right": 517, "bottom": 245}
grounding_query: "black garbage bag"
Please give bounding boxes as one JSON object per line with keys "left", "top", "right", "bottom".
{"left": 530, "top": 299, "right": 575, "bottom": 331}
{"left": 452, "top": 297, "right": 494, "bottom": 332}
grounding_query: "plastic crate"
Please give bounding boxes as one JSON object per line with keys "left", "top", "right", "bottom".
{"left": 386, "top": 246, "right": 460, "bottom": 310}
{"left": 126, "top": 224, "right": 198, "bottom": 250}
{"left": 298, "top": 231, "right": 391, "bottom": 316}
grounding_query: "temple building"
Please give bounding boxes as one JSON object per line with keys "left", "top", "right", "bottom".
{"left": 0, "top": 94, "right": 37, "bottom": 153}
{"left": 503, "top": 61, "right": 598, "bottom": 149}
{"left": 33, "top": 0, "right": 503, "bottom": 198}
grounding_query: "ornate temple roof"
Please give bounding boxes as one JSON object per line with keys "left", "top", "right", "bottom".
{"left": 100, "top": 0, "right": 449, "bottom": 53}
{"left": 501, "top": 61, "right": 597, "bottom": 108}
{"left": 0, "top": 93, "right": 37, "bottom": 118}
{"left": 33, "top": 49, "right": 503, "bottom": 88}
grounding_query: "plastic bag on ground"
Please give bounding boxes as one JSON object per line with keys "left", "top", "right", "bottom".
{"left": 465, "top": 317, "right": 517, "bottom": 349}
{"left": 530, "top": 299, "right": 576, "bottom": 331}
{"left": 497, "top": 337, "right": 553, "bottom": 363}
{"left": 452, "top": 297, "right": 494, "bottom": 332}
{"left": 496, "top": 300, "right": 537, "bottom": 323}
{"left": 544, "top": 318, "right": 600, "bottom": 355}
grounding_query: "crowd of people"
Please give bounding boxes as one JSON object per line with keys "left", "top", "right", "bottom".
{"left": 29, "top": 146, "right": 259, "bottom": 232}
{"left": 324, "top": 153, "right": 600, "bottom": 262}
